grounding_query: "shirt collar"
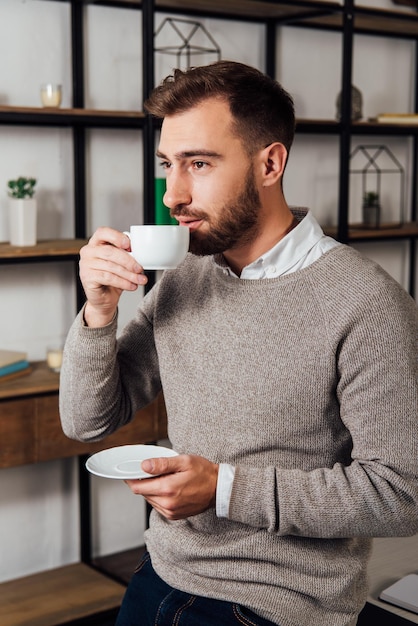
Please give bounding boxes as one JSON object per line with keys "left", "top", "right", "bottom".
{"left": 214, "top": 208, "right": 325, "bottom": 279}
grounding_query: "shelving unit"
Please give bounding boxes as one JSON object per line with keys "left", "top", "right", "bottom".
{"left": 0, "top": 363, "right": 167, "bottom": 625}
{"left": 0, "top": 239, "right": 87, "bottom": 262}
{"left": 2, "top": 1, "right": 417, "bottom": 290}
{"left": 1, "top": 0, "right": 417, "bottom": 623}
{"left": 2, "top": 0, "right": 416, "bottom": 290}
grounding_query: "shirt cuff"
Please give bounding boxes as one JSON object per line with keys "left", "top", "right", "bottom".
{"left": 216, "top": 463, "right": 236, "bottom": 518}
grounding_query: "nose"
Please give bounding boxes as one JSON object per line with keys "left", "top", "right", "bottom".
{"left": 163, "top": 170, "right": 192, "bottom": 210}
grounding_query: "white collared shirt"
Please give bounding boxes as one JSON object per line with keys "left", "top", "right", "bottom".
{"left": 215, "top": 208, "right": 340, "bottom": 517}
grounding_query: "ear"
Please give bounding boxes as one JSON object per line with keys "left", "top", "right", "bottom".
{"left": 258, "top": 142, "right": 288, "bottom": 187}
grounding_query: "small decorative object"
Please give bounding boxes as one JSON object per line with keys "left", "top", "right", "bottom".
{"left": 336, "top": 85, "right": 363, "bottom": 121}
{"left": 40, "top": 83, "right": 62, "bottom": 108}
{"left": 362, "top": 191, "right": 381, "bottom": 229}
{"left": 350, "top": 145, "right": 405, "bottom": 229}
{"left": 46, "top": 346, "right": 63, "bottom": 373}
{"left": 154, "top": 17, "right": 221, "bottom": 69}
{"left": 7, "top": 176, "right": 37, "bottom": 246}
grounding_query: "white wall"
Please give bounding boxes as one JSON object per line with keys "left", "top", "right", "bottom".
{"left": 0, "top": 0, "right": 416, "bottom": 583}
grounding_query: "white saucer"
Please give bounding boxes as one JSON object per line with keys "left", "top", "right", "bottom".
{"left": 85, "top": 444, "right": 178, "bottom": 479}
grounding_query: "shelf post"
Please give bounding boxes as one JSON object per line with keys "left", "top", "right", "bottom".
{"left": 78, "top": 455, "right": 93, "bottom": 565}
{"left": 71, "top": 0, "right": 91, "bottom": 567}
{"left": 142, "top": 0, "right": 157, "bottom": 291}
{"left": 143, "top": 0, "right": 156, "bottom": 227}
{"left": 71, "top": 0, "right": 87, "bottom": 242}
{"left": 408, "top": 38, "right": 418, "bottom": 297}
{"left": 265, "top": 20, "right": 276, "bottom": 78}
{"left": 338, "top": 0, "right": 355, "bottom": 244}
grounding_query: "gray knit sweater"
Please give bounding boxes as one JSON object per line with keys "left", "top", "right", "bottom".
{"left": 60, "top": 244, "right": 418, "bottom": 626}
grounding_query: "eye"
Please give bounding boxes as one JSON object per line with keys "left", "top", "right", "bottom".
{"left": 158, "top": 160, "right": 171, "bottom": 170}
{"left": 193, "top": 161, "right": 207, "bottom": 170}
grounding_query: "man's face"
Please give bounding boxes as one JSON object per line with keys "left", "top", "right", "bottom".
{"left": 157, "top": 98, "right": 262, "bottom": 256}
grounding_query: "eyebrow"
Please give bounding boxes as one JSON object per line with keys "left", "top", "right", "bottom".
{"left": 156, "top": 149, "right": 222, "bottom": 160}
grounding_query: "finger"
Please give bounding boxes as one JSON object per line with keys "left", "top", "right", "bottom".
{"left": 82, "top": 256, "right": 147, "bottom": 289}
{"left": 81, "top": 238, "right": 140, "bottom": 274}
{"left": 80, "top": 244, "right": 147, "bottom": 290}
{"left": 88, "top": 226, "right": 131, "bottom": 250}
{"left": 141, "top": 455, "right": 185, "bottom": 476}
{"left": 143, "top": 497, "right": 178, "bottom": 520}
{"left": 124, "top": 475, "right": 170, "bottom": 498}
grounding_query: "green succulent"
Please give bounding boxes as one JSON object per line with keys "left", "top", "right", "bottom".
{"left": 7, "top": 177, "right": 37, "bottom": 199}
{"left": 363, "top": 191, "right": 379, "bottom": 206}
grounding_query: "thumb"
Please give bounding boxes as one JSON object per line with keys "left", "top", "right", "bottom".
{"left": 141, "top": 455, "right": 181, "bottom": 476}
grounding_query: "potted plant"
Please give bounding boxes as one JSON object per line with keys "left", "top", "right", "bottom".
{"left": 362, "top": 191, "right": 380, "bottom": 229}
{"left": 7, "top": 176, "right": 37, "bottom": 246}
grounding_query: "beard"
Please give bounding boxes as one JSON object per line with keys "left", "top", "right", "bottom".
{"left": 171, "top": 164, "right": 261, "bottom": 257}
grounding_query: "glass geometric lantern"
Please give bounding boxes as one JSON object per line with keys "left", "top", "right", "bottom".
{"left": 154, "top": 17, "right": 221, "bottom": 70}
{"left": 349, "top": 144, "right": 405, "bottom": 229}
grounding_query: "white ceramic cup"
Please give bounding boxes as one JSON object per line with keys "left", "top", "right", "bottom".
{"left": 124, "top": 225, "right": 189, "bottom": 270}
{"left": 40, "top": 84, "right": 62, "bottom": 108}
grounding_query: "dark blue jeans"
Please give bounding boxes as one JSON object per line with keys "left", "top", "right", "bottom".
{"left": 115, "top": 551, "right": 279, "bottom": 626}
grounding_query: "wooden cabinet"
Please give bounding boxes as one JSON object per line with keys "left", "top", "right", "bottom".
{"left": 0, "top": 363, "right": 167, "bottom": 470}
{"left": 0, "top": 397, "right": 37, "bottom": 468}
{"left": 0, "top": 390, "right": 166, "bottom": 468}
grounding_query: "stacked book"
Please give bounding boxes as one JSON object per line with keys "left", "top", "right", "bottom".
{"left": 0, "top": 349, "right": 32, "bottom": 382}
{"left": 370, "top": 113, "right": 418, "bottom": 125}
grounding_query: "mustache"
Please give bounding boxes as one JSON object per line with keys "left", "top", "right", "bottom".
{"left": 170, "top": 207, "right": 208, "bottom": 220}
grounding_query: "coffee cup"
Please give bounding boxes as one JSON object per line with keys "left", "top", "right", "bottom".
{"left": 124, "top": 225, "right": 189, "bottom": 270}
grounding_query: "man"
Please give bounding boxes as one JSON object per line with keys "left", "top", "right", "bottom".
{"left": 59, "top": 61, "right": 418, "bottom": 626}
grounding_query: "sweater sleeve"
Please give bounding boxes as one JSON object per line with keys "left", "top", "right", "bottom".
{"left": 59, "top": 295, "right": 162, "bottom": 442}
{"left": 228, "top": 268, "right": 418, "bottom": 539}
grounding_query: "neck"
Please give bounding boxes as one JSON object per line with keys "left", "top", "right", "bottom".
{"left": 223, "top": 206, "right": 297, "bottom": 277}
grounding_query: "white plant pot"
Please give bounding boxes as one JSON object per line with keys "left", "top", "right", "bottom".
{"left": 9, "top": 198, "right": 37, "bottom": 246}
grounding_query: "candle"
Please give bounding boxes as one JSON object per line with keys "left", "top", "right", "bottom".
{"left": 46, "top": 348, "right": 63, "bottom": 372}
{"left": 40, "top": 84, "right": 62, "bottom": 108}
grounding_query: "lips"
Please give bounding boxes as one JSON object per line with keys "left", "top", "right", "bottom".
{"left": 176, "top": 217, "right": 204, "bottom": 231}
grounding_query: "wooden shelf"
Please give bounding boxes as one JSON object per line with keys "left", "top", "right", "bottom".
{"left": 0, "top": 563, "right": 126, "bottom": 626}
{"left": 0, "top": 105, "right": 145, "bottom": 128}
{"left": 352, "top": 120, "right": 418, "bottom": 136}
{"left": 76, "top": 0, "right": 418, "bottom": 38}
{"left": 0, "top": 239, "right": 87, "bottom": 263}
{"left": 300, "top": 6, "right": 418, "bottom": 38}
{"left": 158, "top": 0, "right": 341, "bottom": 20}
{"left": 153, "top": 0, "right": 418, "bottom": 37}
{"left": 86, "top": 0, "right": 341, "bottom": 20}
{"left": 94, "top": 545, "right": 146, "bottom": 585}
{"left": 0, "top": 105, "right": 144, "bottom": 118}
{"left": 0, "top": 361, "right": 59, "bottom": 400}
{"left": 324, "top": 221, "right": 418, "bottom": 242}
{"left": 2, "top": 106, "right": 418, "bottom": 136}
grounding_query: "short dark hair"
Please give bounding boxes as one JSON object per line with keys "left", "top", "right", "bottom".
{"left": 145, "top": 60, "right": 295, "bottom": 157}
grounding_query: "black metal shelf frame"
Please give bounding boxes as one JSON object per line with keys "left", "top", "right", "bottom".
{"left": 0, "top": 254, "right": 80, "bottom": 265}
{"left": 0, "top": 110, "right": 145, "bottom": 127}
{"left": 1, "top": 0, "right": 417, "bottom": 576}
